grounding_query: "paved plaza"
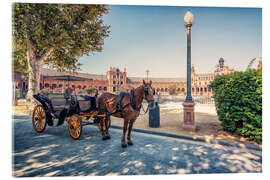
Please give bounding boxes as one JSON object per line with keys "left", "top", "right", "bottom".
{"left": 111, "top": 102, "right": 256, "bottom": 143}
{"left": 12, "top": 115, "right": 262, "bottom": 177}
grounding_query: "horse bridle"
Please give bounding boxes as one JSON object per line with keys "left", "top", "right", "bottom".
{"left": 143, "top": 85, "right": 152, "bottom": 97}
{"left": 140, "top": 85, "right": 155, "bottom": 115}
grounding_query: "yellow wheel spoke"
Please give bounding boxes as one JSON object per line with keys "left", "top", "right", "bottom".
{"left": 68, "top": 115, "right": 81, "bottom": 139}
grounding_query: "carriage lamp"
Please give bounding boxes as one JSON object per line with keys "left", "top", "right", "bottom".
{"left": 182, "top": 9, "right": 196, "bottom": 131}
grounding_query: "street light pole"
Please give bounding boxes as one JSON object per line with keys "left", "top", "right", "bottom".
{"left": 182, "top": 9, "right": 196, "bottom": 131}
{"left": 146, "top": 69, "right": 149, "bottom": 83}
{"left": 184, "top": 11, "right": 193, "bottom": 102}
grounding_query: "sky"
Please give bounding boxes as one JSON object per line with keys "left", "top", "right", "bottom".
{"left": 78, "top": 5, "right": 262, "bottom": 78}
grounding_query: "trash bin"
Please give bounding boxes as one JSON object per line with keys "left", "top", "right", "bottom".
{"left": 149, "top": 102, "right": 160, "bottom": 128}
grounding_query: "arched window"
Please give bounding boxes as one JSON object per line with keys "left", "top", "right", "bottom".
{"left": 177, "top": 88, "right": 180, "bottom": 91}
{"left": 45, "top": 83, "right": 50, "bottom": 88}
{"left": 200, "top": 88, "right": 203, "bottom": 92}
{"left": 204, "top": 87, "right": 207, "bottom": 92}
{"left": 161, "top": 88, "right": 164, "bottom": 92}
{"left": 165, "top": 88, "right": 168, "bottom": 92}
{"left": 104, "top": 87, "right": 107, "bottom": 91}
{"left": 182, "top": 88, "right": 185, "bottom": 92}
{"left": 157, "top": 88, "right": 160, "bottom": 92}
{"left": 77, "top": 85, "right": 81, "bottom": 89}
{"left": 52, "top": 84, "right": 57, "bottom": 89}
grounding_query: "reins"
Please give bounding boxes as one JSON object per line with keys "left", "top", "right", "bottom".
{"left": 140, "top": 102, "right": 149, "bottom": 115}
{"left": 104, "top": 85, "right": 152, "bottom": 116}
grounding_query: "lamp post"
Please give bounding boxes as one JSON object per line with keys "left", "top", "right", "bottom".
{"left": 184, "top": 9, "right": 194, "bottom": 102}
{"left": 146, "top": 69, "right": 149, "bottom": 83}
{"left": 182, "top": 9, "right": 196, "bottom": 131}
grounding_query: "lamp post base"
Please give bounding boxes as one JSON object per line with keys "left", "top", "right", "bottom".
{"left": 182, "top": 102, "right": 196, "bottom": 131}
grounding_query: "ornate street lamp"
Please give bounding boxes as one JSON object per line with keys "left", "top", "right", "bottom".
{"left": 184, "top": 9, "right": 194, "bottom": 102}
{"left": 182, "top": 9, "right": 196, "bottom": 131}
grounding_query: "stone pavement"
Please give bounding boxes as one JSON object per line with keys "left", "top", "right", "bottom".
{"left": 13, "top": 100, "right": 258, "bottom": 144}
{"left": 12, "top": 115, "right": 262, "bottom": 177}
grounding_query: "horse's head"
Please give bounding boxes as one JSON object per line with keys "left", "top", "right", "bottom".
{"left": 142, "top": 80, "right": 156, "bottom": 109}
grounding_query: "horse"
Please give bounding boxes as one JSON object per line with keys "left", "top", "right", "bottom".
{"left": 97, "top": 80, "right": 155, "bottom": 147}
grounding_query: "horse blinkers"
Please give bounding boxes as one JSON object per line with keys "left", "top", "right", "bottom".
{"left": 144, "top": 87, "right": 149, "bottom": 96}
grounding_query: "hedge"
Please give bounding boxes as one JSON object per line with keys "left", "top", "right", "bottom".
{"left": 209, "top": 69, "right": 262, "bottom": 144}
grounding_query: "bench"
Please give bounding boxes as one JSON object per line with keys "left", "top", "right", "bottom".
{"left": 47, "top": 93, "right": 68, "bottom": 111}
{"left": 45, "top": 93, "right": 96, "bottom": 112}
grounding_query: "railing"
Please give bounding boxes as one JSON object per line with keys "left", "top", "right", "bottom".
{"left": 157, "top": 95, "right": 215, "bottom": 104}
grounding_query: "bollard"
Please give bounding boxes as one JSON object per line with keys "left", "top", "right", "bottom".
{"left": 149, "top": 102, "right": 160, "bottom": 128}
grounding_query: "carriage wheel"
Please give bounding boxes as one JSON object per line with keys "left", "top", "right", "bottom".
{"left": 68, "top": 114, "right": 82, "bottom": 140}
{"left": 32, "top": 105, "right": 47, "bottom": 133}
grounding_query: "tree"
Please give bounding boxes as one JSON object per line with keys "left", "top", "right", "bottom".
{"left": 168, "top": 84, "right": 177, "bottom": 95}
{"left": 13, "top": 3, "right": 110, "bottom": 100}
{"left": 246, "top": 58, "right": 256, "bottom": 71}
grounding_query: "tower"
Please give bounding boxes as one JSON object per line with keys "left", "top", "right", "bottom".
{"left": 219, "top": 58, "right": 225, "bottom": 69}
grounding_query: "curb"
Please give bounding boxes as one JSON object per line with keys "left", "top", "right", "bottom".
{"left": 110, "top": 125, "right": 261, "bottom": 152}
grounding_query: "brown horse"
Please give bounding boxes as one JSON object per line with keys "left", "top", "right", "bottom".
{"left": 97, "top": 80, "right": 155, "bottom": 147}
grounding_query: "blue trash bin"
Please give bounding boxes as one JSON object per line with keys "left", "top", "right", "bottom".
{"left": 149, "top": 102, "right": 160, "bottom": 128}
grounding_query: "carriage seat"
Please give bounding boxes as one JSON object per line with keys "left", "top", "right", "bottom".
{"left": 47, "top": 93, "right": 68, "bottom": 111}
{"left": 77, "top": 95, "right": 97, "bottom": 112}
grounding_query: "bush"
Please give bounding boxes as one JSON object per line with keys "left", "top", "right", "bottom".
{"left": 86, "top": 88, "right": 96, "bottom": 95}
{"left": 209, "top": 69, "right": 262, "bottom": 144}
{"left": 169, "top": 84, "right": 177, "bottom": 95}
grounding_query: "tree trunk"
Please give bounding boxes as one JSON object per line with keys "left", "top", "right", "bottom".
{"left": 26, "top": 40, "right": 54, "bottom": 103}
{"left": 26, "top": 57, "right": 42, "bottom": 101}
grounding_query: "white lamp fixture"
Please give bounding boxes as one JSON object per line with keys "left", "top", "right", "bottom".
{"left": 184, "top": 10, "right": 194, "bottom": 25}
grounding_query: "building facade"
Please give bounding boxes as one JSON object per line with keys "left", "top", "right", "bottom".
{"left": 13, "top": 58, "right": 237, "bottom": 97}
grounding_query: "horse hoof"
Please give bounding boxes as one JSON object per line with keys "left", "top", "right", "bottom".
{"left": 102, "top": 136, "right": 107, "bottom": 140}
{"left": 106, "top": 135, "right": 111, "bottom": 140}
{"left": 121, "top": 143, "right": 127, "bottom": 148}
{"left": 128, "top": 141, "right": 133, "bottom": 146}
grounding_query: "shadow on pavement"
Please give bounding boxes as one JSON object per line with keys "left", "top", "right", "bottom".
{"left": 12, "top": 115, "right": 262, "bottom": 177}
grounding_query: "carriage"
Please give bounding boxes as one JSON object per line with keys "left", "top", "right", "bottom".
{"left": 32, "top": 75, "right": 155, "bottom": 147}
{"left": 31, "top": 75, "right": 108, "bottom": 139}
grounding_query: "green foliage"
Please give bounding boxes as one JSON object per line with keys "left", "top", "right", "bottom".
{"left": 210, "top": 69, "right": 262, "bottom": 144}
{"left": 12, "top": 3, "right": 110, "bottom": 73}
{"left": 86, "top": 88, "right": 96, "bottom": 95}
{"left": 168, "top": 84, "right": 177, "bottom": 95}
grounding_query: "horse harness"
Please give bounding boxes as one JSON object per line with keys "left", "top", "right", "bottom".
{"left": 114, "top": 85, "right": 152, "bottom": 117}
{"left": 114, "top": 89, "right": 140, "bottom": 117}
